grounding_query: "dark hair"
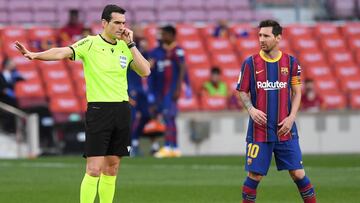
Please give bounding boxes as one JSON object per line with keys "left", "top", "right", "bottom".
{"left": 101, "top": 4, "right": 126, "bottom": 22}
{"left": 305, "top": 78, "right": 314, "bottom": 83}
{"left": 161, "top": 25, "right": 177, "bottom": 37}
{"left": 211, "top": 67, "right": 221, "bottom": 75}
{"left": 258, "top": 19, "right": 282, "bottom": 36}
{"left": 69, "top": 9, "right": 79, "bottom": 17}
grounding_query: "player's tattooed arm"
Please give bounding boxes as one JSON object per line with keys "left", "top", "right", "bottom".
{"left": 239, "top": 91, "right": 267, "bottom": 126}
{"left": 239, "top": 92, "right": 253, "bottom": 111}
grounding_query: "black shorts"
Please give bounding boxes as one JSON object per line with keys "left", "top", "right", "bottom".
{"left": 84, "top": 102, "right": 131, "bottom": 158}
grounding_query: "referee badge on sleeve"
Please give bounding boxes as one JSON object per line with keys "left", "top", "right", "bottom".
{"left": 119, "top": 55, "right": 128, "bottom": 68}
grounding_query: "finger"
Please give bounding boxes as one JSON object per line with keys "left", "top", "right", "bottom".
{"left": 278, "top": 119, "right": 285, "bottom": 126}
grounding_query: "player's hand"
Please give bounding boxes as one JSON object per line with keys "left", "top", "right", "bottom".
{"left": 278, "top": 115, "right": 295, "bottom": 136}
{"left": 249, "top": 108, "right": 267, "bottom": 126}
{"left": 118, "top": 28, "right": 133, "bottom": 44}
{"left": 14, "top": 41, "right": 37, "bottom": 60}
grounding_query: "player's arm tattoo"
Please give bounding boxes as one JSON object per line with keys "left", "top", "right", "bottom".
{"left": 239, "top": 92, "right": 253, "bottom": 111}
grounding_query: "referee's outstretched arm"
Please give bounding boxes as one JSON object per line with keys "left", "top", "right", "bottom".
{"left": 14, "top": 41, "right": 73, "bottom": 61}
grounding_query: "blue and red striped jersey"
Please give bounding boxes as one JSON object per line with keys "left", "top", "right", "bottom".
{"left": 148, "top": 44, "right": 186, "bottom": 112}
{"left": 236, "top": 50, "right": 302, "bottom": 142}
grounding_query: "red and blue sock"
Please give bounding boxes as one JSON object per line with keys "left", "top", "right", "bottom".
{"left": 242, "top": 177, "right": 259, "bottom": 203}
{"left": 294, "top": 176, "right": 316, "bottom": 203}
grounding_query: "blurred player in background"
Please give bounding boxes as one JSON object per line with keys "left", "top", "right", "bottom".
{"left": 15, "top": 4, "right": 150, "bottom": 203}
{"left": 237, "top": 20, "right": 316, "bottom": 203}
{"left": 148, "top": 25, "right": 187, "bottom": 158}
{"left": 128, "top": 25, "right": 161, "bottom": 156}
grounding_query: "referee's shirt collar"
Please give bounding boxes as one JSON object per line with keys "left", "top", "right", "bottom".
{"left": 99, "top": 34, "right": 117, "bottom": 45}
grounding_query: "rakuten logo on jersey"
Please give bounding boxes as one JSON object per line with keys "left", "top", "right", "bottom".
{"left": 257, "top": 80, "right": 287, "bottom": 90}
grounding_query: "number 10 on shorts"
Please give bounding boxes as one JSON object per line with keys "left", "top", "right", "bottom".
{"left": 247, "top": 143, "right": 259, "bottom": 158}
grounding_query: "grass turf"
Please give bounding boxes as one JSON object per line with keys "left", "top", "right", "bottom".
{"left": 0, "top": 154, "right": 359, "bottom": 203}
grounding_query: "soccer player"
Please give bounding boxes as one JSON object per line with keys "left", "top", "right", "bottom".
{"left": 237, "top": 20, "right": 316, "bottom": 203}
{"left": 148, "top": 25, "right": 187, "bottom": 158}
{"left": 15, "top": 5, "right": 150, "bottom": 203}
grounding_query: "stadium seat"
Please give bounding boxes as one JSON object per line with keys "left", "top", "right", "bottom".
{"left": 349, "top": 91, "right": 360, "bottom": 109}
{"left": 79, "top": 96, "right": 87, "bottom": 113}
{"left": 314, "top": 77, "right": 340, "bottom": 93}
{"left": 2, "top": 40, "right": 28, "bottom": 57}
{"left": 230, "top": 23, "right": 257, "bottom": 38}
{"left": 32, "top": 0, "right": 57, "bottom": 11}
{"left": 28, "top": 27, "right": 57, "bottom": 51}
{"left": 321, "top": 91, "right": 346, "bottom": 110}
{"left": 133, "top": 10, "right": 156, "bottom": 23}
{"left": 128, "top": 0, "right": 156, "bottom": 10}
{"left": 178, "top": 95, "right": 200, "bottom": 111}
{"left": 33, "top": 11, "right": 57, "bottom": 25}
{"left": 320, "top": 37, "right": 348, "bottom": 52}
{"left": 291, "top": 37, "right": 320, "bottom": 53}
{"left": 176, "top": 24, "right": 201, "bottom": 39}
{"left": 339, "top": 77, "right": 360, "bottom": 93}
{"left": 37, "top": 60, "right": 67, "bottom": 70}
{"left": 188, "top": 66, "right": 211, "bottom": 92}
{"left": 156, "top": 0, "right": 180, "bottom": 11}
{"left": 180, "top": 0, "right": 204, "bottom": 10}
{"left": 49, "top": 96, "right": 81, "bottom": 123}
{"left": 227, "top": 0, "right": 251, "bottom": 10}
{"left": 9, "top": 10, "right": 33, "bottom": 24}
{"left": 178, "top": 38, "right": 205, "bottom": 53}
{"left": 231, "top": 9, "right": 254, "bottom": 22}
{"left": 45, "top": 79, "right": 75, "bottom": 97}
{"left": 326, "top": 51, "right": 356, "bottom": 67}
{"left": 0, "top": 11, "right": 8, "bottom": 24}
{"left": 8, "top": 0, "right": 31, "bottom": 11}
{"left": 41, "top": 67, "right": 72, "bottom": 83}
{"left": 15, "top": 80, "right": 47, "bottom": 109}
{"left": 143, "top": 24, "right": 159, "bottom": 50}
{"left": 210, "top": 51, "right": 240, "bottom": 69}
{"left": 74, "top": 80, "right": 86, "bottom": 98}
{"left": 298, "top": 51, "right": 327, "bottom": 66}
{"left": 284, "top": 24, "right": 313, "bottom": 40}
{"left": 305, "top": 65, "right": 334, "bottom": 79}
{"left": 11, "top": 55, "right": 37, "bottom": 69}
{"left": 0, "top": 26, "right": 27, "bottom": 42}
{"left": 206, "top": 37, "right": 234, "bottom": 53}
{"left": 158, "top": 9, "right": 182, "bottom": 23}
{"left": 17, "top": 66, "right": 41, "bottom": 82}
{"left": 184, "top": 9, "right": 207, "bottom": 22}
{"left": 347, "top": 36, "right": 360, "bottom": 52}
{"left": 204, "top": 0, "right": 227, "bottom": 9}
{"left": 341, "top": 22, "right": 360, "bottom": 38}
{"left": 279, "top": 39, "right": 294, "bottom": 54}
{"left": 185, "top": 50, "right": 211, "bottom": 69}
{"left": 85, "top": 10, "right": 103, "bottom": 25}
{"left": 235, "top": 38, "right": 259, "bottom": 54}
{"left": 313, "top": 23, "right": 341, "bottom": 38}
{"left": 200, "top": 94, "right": 228, "bottom": 111}
{"left": 207, "top": 10, "right": 231, "bottom": 22}
{"left": 82, "top": 0, "right": 105, "bottom": 11}
{"left": 333, "top": 64, "right": 360, "bottom": 79}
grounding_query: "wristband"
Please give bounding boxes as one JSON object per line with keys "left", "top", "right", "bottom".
{"left": 127, "top": 41, "right": 136, "bottom": 49}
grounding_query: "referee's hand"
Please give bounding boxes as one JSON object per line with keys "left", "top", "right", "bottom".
{"left": 118, "top": 28, "right": 133, "bottom": 44}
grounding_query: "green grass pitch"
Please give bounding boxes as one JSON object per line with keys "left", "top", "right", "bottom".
{"left": 0, "top": 154, "right": 359, "bottom": 203}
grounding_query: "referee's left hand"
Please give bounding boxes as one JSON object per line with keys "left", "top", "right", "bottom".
{"left": 119, "top": 28, "right": 134, "bottom": 44}
{"left": 278, "top": 115, "right": 295, "bottom": 136}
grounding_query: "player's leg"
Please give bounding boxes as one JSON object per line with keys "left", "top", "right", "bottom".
{"left": 242, "top": 142, "right": 274, "bottom": 203}
{"left": 130, "top": 111, "right": 144, "bottom": 157}
{"left": 274, "top": 139, "right": 316, "bottom": 203}
{"left": 98, "top": 156, "right": 121, "bottom": 203}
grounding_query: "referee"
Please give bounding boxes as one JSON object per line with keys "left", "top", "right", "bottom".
{"left": 15, "top": 5, "right": 150, "bottom": 203}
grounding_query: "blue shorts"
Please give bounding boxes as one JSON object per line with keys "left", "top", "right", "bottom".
{"left": 245, "top": 139, "right": 303, "bottom": 176}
